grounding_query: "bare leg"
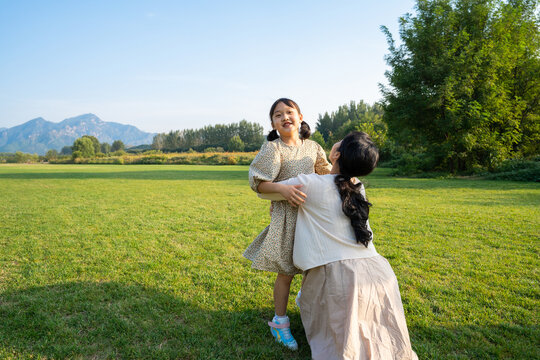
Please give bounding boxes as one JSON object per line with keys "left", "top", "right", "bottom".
{"left": 274, "top": 273, "right": 294, "bottom": 316}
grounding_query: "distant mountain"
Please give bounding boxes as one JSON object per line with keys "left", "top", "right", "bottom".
{"left": 0, "top": 114, "right": 156, "bottom": 154}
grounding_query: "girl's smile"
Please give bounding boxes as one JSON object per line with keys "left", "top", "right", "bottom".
{"left": 272, "top": 102, "right": 303, "bottom": 137}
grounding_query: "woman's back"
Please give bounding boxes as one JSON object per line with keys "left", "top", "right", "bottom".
{"left": 280, "top": 173, "right": 378, "bottom": 271}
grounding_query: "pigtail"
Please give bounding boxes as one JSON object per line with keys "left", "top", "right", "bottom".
{"left": 334, "top": 175, "right": 372, "bottom": 247}
{"left": 267, "top": 129, "right": 279, "bottom": 141}
{"left": 300, "top": 121, "right": 311, "bottom": 139}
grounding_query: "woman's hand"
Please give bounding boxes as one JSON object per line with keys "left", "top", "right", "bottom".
{"left": 278, "top": 184, "right": 306, "bottom": 207}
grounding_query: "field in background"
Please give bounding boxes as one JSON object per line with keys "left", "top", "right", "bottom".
{"left": 0, "top": 164, "right": 538, "bottom": 359}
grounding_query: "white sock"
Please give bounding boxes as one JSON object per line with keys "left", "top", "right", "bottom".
{"left": 273, "top": 314, "right": 289, "bottom": 324}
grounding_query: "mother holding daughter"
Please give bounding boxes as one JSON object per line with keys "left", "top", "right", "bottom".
{"left": 280, "top": 131, "right": 418, "bottom": 359}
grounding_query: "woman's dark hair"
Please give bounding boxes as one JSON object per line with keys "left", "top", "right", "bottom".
{"left": 334, "top": 131, "right": 379, "bottom": 247}
{"left": 267, "top": 98, "right": 311, "bottom": 141}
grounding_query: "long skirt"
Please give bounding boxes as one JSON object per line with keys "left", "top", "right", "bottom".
{"left": 298, "top": 255, "right": 418, "bottom": 360}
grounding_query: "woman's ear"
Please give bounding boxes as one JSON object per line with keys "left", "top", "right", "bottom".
{"left": 331, "top": 151, "right": 340, "bottom": 164}
{"left": 329, "top": 141, "right": 342, "bottom": 164}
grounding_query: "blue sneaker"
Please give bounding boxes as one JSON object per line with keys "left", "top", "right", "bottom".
{"left": 268, "top": 317, "right": 298, "bottom": 350}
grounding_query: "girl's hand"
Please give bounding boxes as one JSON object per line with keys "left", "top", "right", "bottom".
{"left": 278, "top": 184, "right": 306, "bottom": 207}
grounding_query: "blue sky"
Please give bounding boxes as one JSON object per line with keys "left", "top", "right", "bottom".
{"left": 0, "top": 0, "right": 416, "bottom": 133}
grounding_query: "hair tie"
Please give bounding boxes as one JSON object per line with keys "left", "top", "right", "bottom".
{"left": 300, "top": 121, "right": 311, "bottom": 139}
{"left": 267, "top": 129, "right": 279, "bottom": 141}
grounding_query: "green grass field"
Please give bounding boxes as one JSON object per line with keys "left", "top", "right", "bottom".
{"left": 0, "top": 164, "right": 538, "bottom": 359}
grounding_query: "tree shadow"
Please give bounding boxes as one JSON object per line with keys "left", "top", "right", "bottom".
{"left": 0, "top": 281, "right": 310, "bottom": 359}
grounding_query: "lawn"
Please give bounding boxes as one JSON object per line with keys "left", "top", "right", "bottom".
{"left": 0, "top": 164, "right": 538, "bottom": 359}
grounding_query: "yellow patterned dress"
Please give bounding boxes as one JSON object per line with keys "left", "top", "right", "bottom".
{"left": 243, "top": 138, "right": 332, "bottom": 275}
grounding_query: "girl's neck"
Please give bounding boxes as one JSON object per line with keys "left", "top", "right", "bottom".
{"left": 279, "top": 133, "right": 302, "bottom": 146}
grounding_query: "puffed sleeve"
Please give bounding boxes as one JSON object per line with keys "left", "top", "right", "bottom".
{"left": 314, "top": 142, "right": 332, "bottom": 175}
{"left": 249, "top": 141, "right": 281, "bottom": 192}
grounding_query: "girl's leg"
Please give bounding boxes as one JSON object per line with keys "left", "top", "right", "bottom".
{"left": 274, "top": 273, "right": 294, "bottom": 316}
{"left": 269, "top": 273, "right": 298, "bottom": 350}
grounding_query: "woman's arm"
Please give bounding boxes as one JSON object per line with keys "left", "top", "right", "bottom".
{"left": 257, "top": 181, "right": 306, "bottom": 207}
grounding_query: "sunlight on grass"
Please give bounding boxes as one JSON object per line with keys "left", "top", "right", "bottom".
{"left": 0, "top": 164, "right": 538, "bottom": 359}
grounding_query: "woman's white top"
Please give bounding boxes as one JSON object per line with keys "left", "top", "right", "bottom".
{"left": 279, "top": 173, "right": 378, "bottom": 271}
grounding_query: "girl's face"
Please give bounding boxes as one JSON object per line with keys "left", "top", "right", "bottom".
{"left": 271, "top": 101, "right": 303, "bottom": 137}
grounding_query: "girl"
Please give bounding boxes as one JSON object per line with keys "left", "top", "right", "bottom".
{"left": 244, "top": 98, "right": 332, "bottom": 350}
{"left": 280, "top": 131, "right": 418, "bottom": 359}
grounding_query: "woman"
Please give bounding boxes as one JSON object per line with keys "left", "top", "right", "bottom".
{"left": 276, "top": 132, "right": 418, "bottom": 359}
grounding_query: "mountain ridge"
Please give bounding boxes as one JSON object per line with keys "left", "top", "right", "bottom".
{"left": 0, "top": 114, "right": 156, "bottom": 154}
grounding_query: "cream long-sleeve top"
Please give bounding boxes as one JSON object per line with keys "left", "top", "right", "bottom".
{"left": 279, "top": 173, "right": 378, "bottom": 271}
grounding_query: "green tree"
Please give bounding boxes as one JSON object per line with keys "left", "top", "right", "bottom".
{"left": 153, "top": 120, "right": 264, "bottom": 152}
{"left": 315, "top": 101, "right": 388, "bottom": 156}
{"left": 45, "top": 149, "right": 59, "bottom": 161}
{"left": 311, "top": 131, "right": 326, "bottom": 148}
{"left": 111, "top": 140, "right": 125, "bottom": 152}
{"left": 152, "top": 133, "right": 166, "bottom": 150}
{"left": 381, "top": 0, "right": 540, "bottom": 172}
{"left": 72, "top": 137, "right": 95, "bottom": 158}
{"left": 100, "top": 142, "right": 111, "bottom": 154}
{"left": 82, "top": 135, "right": 100, "bottom": 154}
{"left": 227, "top": 135, "right": 245, "bottom": 152}
{"left": 61, "top": 146, "right": 72, "bottom": 155}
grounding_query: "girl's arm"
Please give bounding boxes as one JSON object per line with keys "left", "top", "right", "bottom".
{"left": 257, "top": 181, "right": 306, "bottom": 207}
{"left": 249, "top": 141, "right": 281, "bottom": 192}
{"left": 314, "top": 143, "right": 332, "bottom": 175}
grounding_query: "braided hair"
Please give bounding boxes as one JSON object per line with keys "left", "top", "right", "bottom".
{"left": 334, "top": 132, "right": 379, "bottom": 247}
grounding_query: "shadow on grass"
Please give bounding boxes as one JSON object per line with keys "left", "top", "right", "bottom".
{"left": 0, "top": 169, "right": 248, "bottom": 181}
{"left": 0, "top": 281, "right": 309, "bottom": 360}
{"left": 1, "top": 282, "right": 537, "bottom": 359}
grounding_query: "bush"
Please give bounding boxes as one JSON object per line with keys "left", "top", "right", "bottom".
{"left": 142, "top": 150, "right": 163, "bottom": 155}
{"left": 480, "top": 157, "right": 540, "bottom": 182}
{"left": 391, "top": 152, "right": 436, "bottom": 176}
{"left": 72, "top": 151, "right": 83, "bottom": 160}
{"left": 204, "top": 147, "right": 225, "bottom": 153}
{"left": 226, "top": 156, "right": 237, "bottom": 165}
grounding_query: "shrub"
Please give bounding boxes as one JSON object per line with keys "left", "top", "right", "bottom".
{"left": 391, "top": 152, "right": 436, "bottom": 176}
{"left": 227, "top": 156, "right": 238, "bottom": 165}
{"left": 72, "top": 151, "right": 83, "bottom": 160}
{"left": 480, "top": 157, "right": 540, "bottom": 182}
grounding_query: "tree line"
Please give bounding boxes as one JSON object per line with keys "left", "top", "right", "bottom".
{"left": 43, "top": 136, "right": 126, "bottom": 160}
{"left": 311, "top": 101, "right": 391, "bottom": 158}
{"left": 151, "top": 120, "right": 264, "bottom": 152}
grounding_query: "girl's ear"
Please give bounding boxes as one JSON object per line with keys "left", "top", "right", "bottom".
{"left": 299, "top": 113, "right": 303, "bottom": 122}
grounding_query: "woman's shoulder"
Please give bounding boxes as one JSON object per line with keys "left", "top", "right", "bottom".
{"left": 297, "top": 173, "right": 335, "bottom": 186}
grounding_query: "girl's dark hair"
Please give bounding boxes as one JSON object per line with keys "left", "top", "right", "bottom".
{"left": 334, "top": 131, "right": 379, "bottom": 247}
{"left": 267, "top": 98, "right": 311, "bottom": 141}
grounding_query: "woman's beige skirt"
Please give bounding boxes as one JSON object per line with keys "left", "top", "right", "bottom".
{"left": 298, "top": 255, "right": 418, "bottom": 360}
